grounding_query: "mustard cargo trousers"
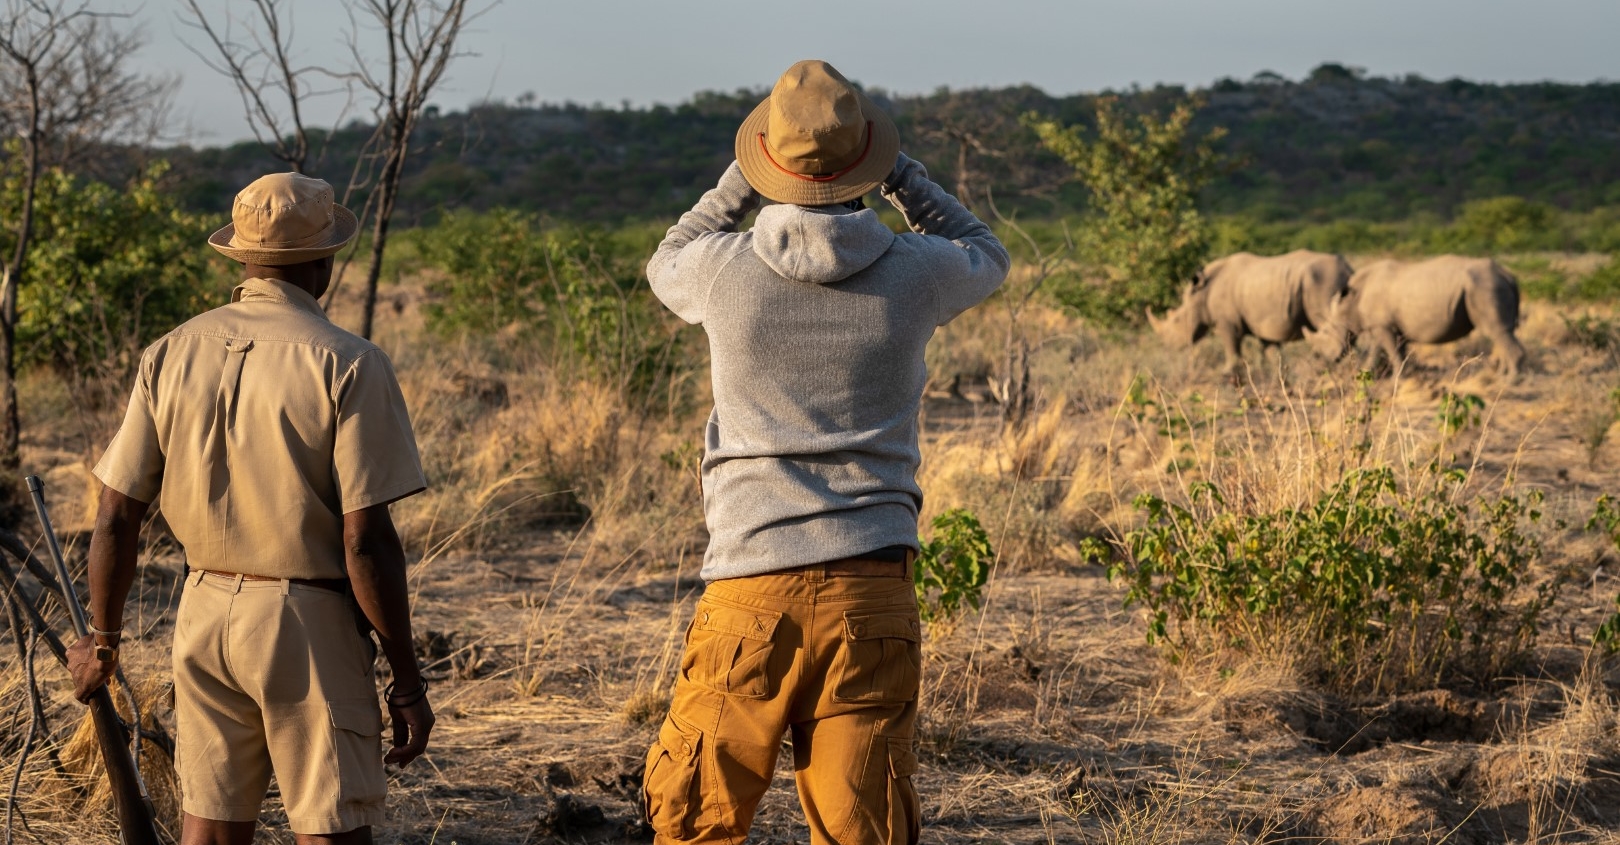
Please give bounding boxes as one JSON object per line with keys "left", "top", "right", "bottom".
{"left": 644, "top": 566, "right": 922, "bottom": 844}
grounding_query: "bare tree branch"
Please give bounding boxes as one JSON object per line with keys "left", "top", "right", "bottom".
{"left": 177, "top": 0, "right": 354, "bottom": 173}
{"left": 0, "top": 0, "right": 173, "bottom": 472}
{"left": 340, "top": 0, "right": 486, "bottom": 339}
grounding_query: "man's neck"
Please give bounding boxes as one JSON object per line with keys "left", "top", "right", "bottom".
{"left": 242, "top": 263, "right": 322, "bottom": 298}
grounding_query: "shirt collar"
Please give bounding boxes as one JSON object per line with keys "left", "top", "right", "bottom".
{"left": 231, "top": 277, "right": 329, "bottom": 320}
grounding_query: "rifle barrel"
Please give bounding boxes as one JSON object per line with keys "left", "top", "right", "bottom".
{"left": 24, "top": 475, "right": 89, "bottom": 637}
{"left": 22, "top": 476, "right": 163, "bottom": 845}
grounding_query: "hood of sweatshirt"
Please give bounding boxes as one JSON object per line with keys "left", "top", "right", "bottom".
{"left": 750, "top": 204, "right": 896, "bottom": 285}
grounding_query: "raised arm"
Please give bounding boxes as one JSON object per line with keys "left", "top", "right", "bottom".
{"left": 879, "top": 153, "right": 1011, "bottom": 324}
{"left": 646, "top": 161, "right": 761, "bottom": 324}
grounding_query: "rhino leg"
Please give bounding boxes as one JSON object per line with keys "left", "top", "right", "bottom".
{"left": 1463, "top": 290, "right": 1526, "bottom": 380}
{"left": 1260, "top": 340, "right": 1288, "bottom": 384}
{"left": 1218, "top": 323, "right": 1246, "bottom": 385}
{"left": 1363, "top": 325, "right": 1406, "bottom": 378}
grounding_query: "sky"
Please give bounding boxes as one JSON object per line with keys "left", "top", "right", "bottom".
{"left": 134, "top": 0, "right": 1620, "bottom": 146}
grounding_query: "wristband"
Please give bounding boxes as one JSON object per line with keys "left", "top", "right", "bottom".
{"left": 87, "top": 623, "right": 122, "bottom": 639}
{"left": 385, "top": 679, "right": 428, "bottom": 707}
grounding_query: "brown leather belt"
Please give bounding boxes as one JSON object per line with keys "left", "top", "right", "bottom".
{"left": 198, "top": 569, "right": 348, "bottom": 594}
{"left": 783, "top": 550, "right": 916, "bottom": 579}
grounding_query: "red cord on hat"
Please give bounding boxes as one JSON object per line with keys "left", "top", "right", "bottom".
{"left": 757, "top": 122, "right": 873, "bottom": 182}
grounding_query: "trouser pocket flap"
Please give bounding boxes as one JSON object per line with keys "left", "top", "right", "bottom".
{"left": 844, "top": 613, "right": 921, "bottom": 643}
{"left": 831, "top": 610, "right": 923, "bottom": 704}
{"left": 658, "top": 712, "right": 702, "bottom": 764}
{"left": 682, "top": 599, "right": 783, "bottom": 698}
{"left": 644, "top": 713, "right": 703, "bottom": 838}
{"left": 694, "top": 601, "right": 781, "bottom": 641}
{"left": 888, "top": 737, "right": 918, "bottom": 779}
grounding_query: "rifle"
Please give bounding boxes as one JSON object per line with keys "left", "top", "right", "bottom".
{"left": 25, "top": 476, "right": 162, "bottom": 845}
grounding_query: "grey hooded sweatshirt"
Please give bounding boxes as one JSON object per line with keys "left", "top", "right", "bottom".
{"left": 647, "top": 154, "right": 1009, "bottom": 580}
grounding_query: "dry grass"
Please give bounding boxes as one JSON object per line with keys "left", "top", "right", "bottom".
{"left": 3, "top": 257, "right": 1620, "bottom": 844}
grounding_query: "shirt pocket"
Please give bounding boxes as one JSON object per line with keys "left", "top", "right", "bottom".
{"left": 830, "top": 610, "right": 922, "bottom": 704}
{"left": 678, "top": 599, "right": 782, "bottom": 699}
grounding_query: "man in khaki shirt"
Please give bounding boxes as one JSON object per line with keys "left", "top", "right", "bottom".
{"left": 67, "top": 173, "right": 433, "bottom": 845}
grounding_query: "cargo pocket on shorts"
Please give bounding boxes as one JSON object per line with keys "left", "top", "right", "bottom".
{"left": 831, "top": 611, "right": 922, "bottom": 704}
{"left": 328, "top": 699, "right": 386, "bottom": 807}
{"left": 679, "top": 600, "right": 782, "bottom": 698}
{"left": 643, "top": 712, "right": 702, "bottom": 839}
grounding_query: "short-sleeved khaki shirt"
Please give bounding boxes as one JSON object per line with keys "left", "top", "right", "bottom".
{"left": 94, "top": 278, "right": 426, "bottom": 580}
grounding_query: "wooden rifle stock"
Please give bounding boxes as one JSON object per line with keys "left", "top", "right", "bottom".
{"left": 25, "top": 476, "right": 162, "bottom": 845}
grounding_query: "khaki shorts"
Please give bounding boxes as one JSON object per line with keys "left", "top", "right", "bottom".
{"left": 173, "top": 570, "right": 385, "bottom": 834}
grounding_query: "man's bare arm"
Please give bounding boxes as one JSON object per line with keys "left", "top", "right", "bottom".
{"left": 344, "top": 502, "right": 433, "bottom": 766}
{"left": 70, "top": 486, "right": 150, "bottom": 701}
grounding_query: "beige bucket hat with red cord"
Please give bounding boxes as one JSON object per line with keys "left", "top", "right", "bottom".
{"left": 735, "top": 59, "right": 901, "bottom": 206}
{"left": 208, "top": 172, "right": 359, "bottom": 265}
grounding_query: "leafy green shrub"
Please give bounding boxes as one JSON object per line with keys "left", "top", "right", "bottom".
{"left": 1026, "top": 97, "right": 1225, "bottom": 326}
{"left": 1110, "top": 465, "right": 1556, "bottom": 695}
{"left": 1571, "top": 259, "right": 1620, "bottom": 301}
{"left": 5, "top": 163, "right": 217, "bottom": 390}
{"left": 415, "top": 209, "right": 688, "bottom": 408}
{"left": 914, "top": 508, "right": 995, "bottom": 624}
{"left": 415, "top": 207, "right": 552, "bottom": 333}
{"left": 1431, "top": 196, "right": 1562, "bottom": 253}
{"left": 1434, "top": 390, "right": 1486, "bottom": 437}
{"left": 1591, "top": 496, "right": 1620, "bottom": 655}
{"left": 1561, "top": 313, "right": 1620, "bottom": 358}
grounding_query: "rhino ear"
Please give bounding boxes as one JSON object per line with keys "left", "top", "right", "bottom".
{"left": 1145, "top": 308, "right": 1162, "bottom": 329}
{"left": 1329, "top": 290, "right": 1347, "bottom": 316}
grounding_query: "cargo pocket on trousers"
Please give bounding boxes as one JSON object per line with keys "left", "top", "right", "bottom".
{"left": 831, "top": 611, "right": 922, "bottom": 704}
{"left": 328, "top": 699, "right": 386, "bottom": 806}
{"left": 888, "top": 737, "right": 921, "bottom": 843}
{"left": 679, "top": 600, "right": 782, "bottom": 698}
{"left": 643, "top": 712, "right": 702, "bottom": 840}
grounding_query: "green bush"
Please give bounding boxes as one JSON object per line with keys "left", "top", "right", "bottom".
{"left": 915, "top": 508, "right": 995, "bottom": 624}
{"left": 1026, "top": 96, "right": 1225, "bottom": 326}
{"left": 1562, "top": 313, "right": 1620, "bottom": 357}
{"left": 415, "top": 209, "right": 687, "bottom": 407}
{"left": 1591, "top": 496, "right": 1620, "bottom": 655}
{"left": 1431, "top": 196, "right": 1562, "bottom": 253}
{"left": 1110, "top": 465, "right": 1557, "bottom": 695}
{"left": 3, "top": 162, "right": 218, "bottom": 389}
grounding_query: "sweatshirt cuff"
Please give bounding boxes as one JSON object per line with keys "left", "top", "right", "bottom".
{"left": 719, "top": 161, "right": 762, "bottom": 217}
{"left": 881, "top": 153, "right": 920, "bottom": 195}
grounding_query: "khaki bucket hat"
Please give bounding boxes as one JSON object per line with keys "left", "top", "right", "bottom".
{"left": 735, "top": 59, "right": 900, "bottom": 206}
{"left": 208, "top": 173, "right": 358, "bottom": 265}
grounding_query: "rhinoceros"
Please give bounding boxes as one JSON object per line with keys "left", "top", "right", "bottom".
{"left": 1303, "top": 255, "right": 1524, "bottom": 378}
{"left": 1147, "top": 250, "right": 1352, "bottom": 379}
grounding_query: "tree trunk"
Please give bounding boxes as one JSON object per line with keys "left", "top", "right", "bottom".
{"left": 358, "top": 148, "right": 402, "bottom": 341}
{"left": 2, "top": 111, "right": 42, "bottom": 474}
{"left": 999, "top": 334, "right": 1032, "bottom": 433}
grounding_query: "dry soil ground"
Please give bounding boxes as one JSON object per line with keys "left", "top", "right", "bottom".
{"left": 6, "top": 271, "right": 1620, "bottom": 845}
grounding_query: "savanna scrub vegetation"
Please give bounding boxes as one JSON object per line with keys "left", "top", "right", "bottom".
{"left": 3, "top": 59, "right": 1620, "bottom": 844}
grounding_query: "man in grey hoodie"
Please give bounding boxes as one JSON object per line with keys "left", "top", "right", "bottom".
{"left": 641, "top": 59, "right": 1009, "bottom": 845}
